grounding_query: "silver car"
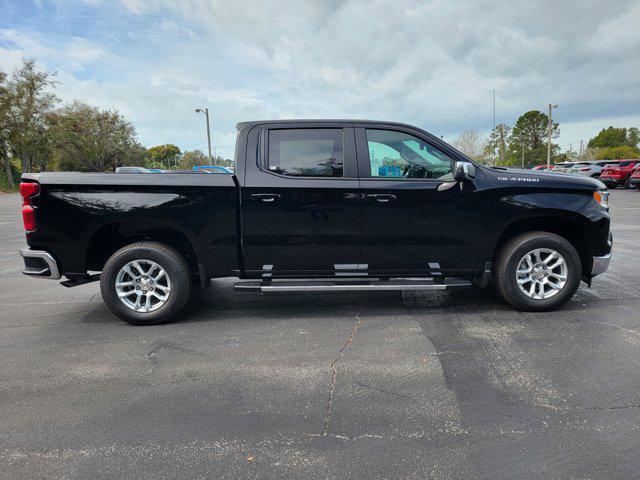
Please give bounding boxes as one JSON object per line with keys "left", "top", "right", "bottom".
{"left": 566, "top": 161, "right": 592, "bottom": 175}
{"left": 554, "top": 162, "right": 575, "bottom": 173}
{"left": 574, "top": 160, "right": 619, "bottom": 178}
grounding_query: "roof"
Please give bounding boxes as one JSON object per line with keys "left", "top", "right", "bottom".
{"left": 236, "top": 119, "right": 422, "bottom": 131}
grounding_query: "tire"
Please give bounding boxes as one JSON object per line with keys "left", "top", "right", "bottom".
{"left": 494, "top": 231, "right": 581, "bottom": 312}
{"left": 623, "top": 178, "right": 632, "bottom": 189}
{"left": 100, "top": 241, "right": 192, "bottom": 325}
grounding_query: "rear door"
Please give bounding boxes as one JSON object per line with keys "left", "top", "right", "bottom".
{"left": 355, "top": 126, "right": 486, "bottom": 275}
{"left": 241, "top": 123, "right": 361, "bottom": 275}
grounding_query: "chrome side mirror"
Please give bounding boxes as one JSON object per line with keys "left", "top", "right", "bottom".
{"left": 453, "top": 161, "right": 476, "bottom": 182}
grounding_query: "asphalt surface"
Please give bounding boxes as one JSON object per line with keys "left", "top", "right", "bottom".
{"left": 1, "top": 190, "right": 639, "bottom": 479}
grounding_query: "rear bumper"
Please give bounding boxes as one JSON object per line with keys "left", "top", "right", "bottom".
{"left": 19, "top": 247, "right": 61, "bottom": 280}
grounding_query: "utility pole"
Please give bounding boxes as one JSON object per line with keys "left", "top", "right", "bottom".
{"left": 195, "top": 107, "right": 213, "bottom": 164}
{"left": 493, "top": 89, "right": 496, "bottom": 166}
{"left": 579, "top": 140, "right": 583, "bottom": 157}
{"left": 547, "top": 103, "right": 557, "bottom": 169}
{"left": 521, "top": 138, "right": 525, "bottom": 169}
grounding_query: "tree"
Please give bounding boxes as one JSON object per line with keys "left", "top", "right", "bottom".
{"left": 486, "top": 123, "right": 511, "bottom": 165}
{"left": 180, "top": 149, "right": 207, "bottom": 169}
{"left": 0, "top": 59, "right": 58, "bottom": 186}
{"left": 147, "top": 144, "right": 181, "bottom": 170}
{"left": 507, "top": 110, "right": 559, "bottom": 165}
{"left": 588, "top": 126, "right": 630, "bottom": 149}
{"left": 213, "top": 155, "right": 233, "bottom": 167}
{"left": 511, "top": 110, "right": 558, "bottom": 151}
{"left": 0, "top": 69, "right": 13, "bottom": 188}
{"left": 627, "top": 127, "right": 639, "bottom": 150}
{"left": 579, "top": 147, "right": 599, "bottom": 161}
{"left": 6, "top": 60, "right": 58, "bottom": 174}
{"left": 451, "top": 129, "right": 486, "bottom": 160}
{"left": 50, "top": 102, "right": 142, "bottom": 172}
{"left": 595, "top": 145, "right": 639, "bottom": 160}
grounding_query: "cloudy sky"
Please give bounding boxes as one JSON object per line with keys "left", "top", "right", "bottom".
{"left": 1, "top": 0, "right": 639, "bottom": 158}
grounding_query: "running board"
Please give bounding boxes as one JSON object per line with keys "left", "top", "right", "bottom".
{"left": 233, "top": 277, "right": 472, "bottom": 293}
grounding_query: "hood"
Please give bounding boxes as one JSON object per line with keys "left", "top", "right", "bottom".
{"left": 481, "top": 166, "right": 606, "bottom": 191}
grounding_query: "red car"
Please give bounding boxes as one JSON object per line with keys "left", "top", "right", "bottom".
{"left": 629, "top": 164, "right": 640, "bottom": 189}
{"left": 599, "top": 159, "right": 639, "bottom": 188}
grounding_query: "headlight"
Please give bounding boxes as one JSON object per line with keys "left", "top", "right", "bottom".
{"left": 593, "top": 190, "right": 609, "bottom": 209}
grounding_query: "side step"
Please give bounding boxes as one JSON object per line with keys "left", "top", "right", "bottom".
{"left": 233, "top": 277, "right": 472, "bottom": 293}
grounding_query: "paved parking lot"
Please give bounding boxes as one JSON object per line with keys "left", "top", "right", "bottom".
{"left": 1, "top": 190, "right": 639, "bottom": 479}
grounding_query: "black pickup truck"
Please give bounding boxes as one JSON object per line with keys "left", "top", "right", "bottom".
{"left": 19, "top": 120, "right": 612, "bottom": 324}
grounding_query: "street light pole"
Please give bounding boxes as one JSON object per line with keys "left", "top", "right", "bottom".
{"left": 195, "top": 108, "right": 213, "bottom": 164}
{"left": 547, "top": 103, "right": 557, "bottom": 169}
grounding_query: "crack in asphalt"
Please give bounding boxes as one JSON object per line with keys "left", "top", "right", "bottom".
{"left": 584, "top": 404, "right": 640, "bottom": 411}
{"left": 322, "top": 314, "right": 362, "bottom": 436}
{"left": 146, "top": 341, "right": 206, "bottom": 366}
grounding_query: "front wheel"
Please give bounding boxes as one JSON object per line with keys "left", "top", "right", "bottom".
{"left": 494, "top": 232, "right": 581, "bottom": 311}
{"left": 100, "top": 241, "right": 192, "bottom": 324}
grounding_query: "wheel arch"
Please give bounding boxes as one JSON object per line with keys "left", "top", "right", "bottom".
{"left": 493, "top": 216, "right": 593, "bottom": 277}
{"left": 83, "top": 218, "right": 202, "bottom": 275}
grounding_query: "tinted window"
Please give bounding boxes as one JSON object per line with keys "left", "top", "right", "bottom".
{"left": 620, "top": 161, "right": 636, "bottom": 167}
{"left": 268, "top": 129, "right": 343, "bottom": 177}
{"left": 366, "top": 129, "right": 454, "bottom": 180}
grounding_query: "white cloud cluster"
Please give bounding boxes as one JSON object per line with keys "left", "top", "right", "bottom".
{"left": 1, "top": 0, "right": 639, "bottom": 155}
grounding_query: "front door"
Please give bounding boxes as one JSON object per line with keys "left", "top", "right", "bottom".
{"left": 356, "top": 126, "right": 486, "bottom": 275}
{"left": 242, "top": 125, "right": 361, "bottom": 275}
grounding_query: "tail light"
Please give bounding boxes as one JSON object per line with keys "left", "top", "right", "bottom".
{"left": 580, "top": 167, "right": 590, "bottom": 171}
{"left": 19, "top": 182, "right": 39, "bottom": 232}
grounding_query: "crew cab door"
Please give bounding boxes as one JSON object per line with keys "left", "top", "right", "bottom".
{"left": 241, "top": 123, "right": 361, "bottom": 275}
{"left": 355, "top": 126, "right": 486, "bottom": 275}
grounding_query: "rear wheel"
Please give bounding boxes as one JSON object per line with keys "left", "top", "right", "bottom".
{"left": 100, "top": 241, "right": 192, "bottom": 324}
{"left": 494, "top": 232, "right": 581, "bottom": 311}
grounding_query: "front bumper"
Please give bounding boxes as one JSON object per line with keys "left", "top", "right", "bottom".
{"left": 591, "top": 253, "right": 611, "bottom": 276}
{"left": 19, "top": 247, "right": 61, "bottom": 280}
{"left": 600, "top": 177, "right": 623, "bottom": 187}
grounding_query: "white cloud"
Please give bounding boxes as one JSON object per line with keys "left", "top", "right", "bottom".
{"left": 2, "top": 0, "right": 639, "bottom": 157}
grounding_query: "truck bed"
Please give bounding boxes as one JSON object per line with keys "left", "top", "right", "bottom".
{"left": 22, "top": 172, "right": 239, "bottom": 279}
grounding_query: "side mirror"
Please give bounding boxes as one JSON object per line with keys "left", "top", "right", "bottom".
{"left": 453, "top": 161, "right": 476, "bottom": 182}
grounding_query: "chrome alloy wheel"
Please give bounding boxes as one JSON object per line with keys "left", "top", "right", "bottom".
{"left": 115, "top": 259, "right": 171, "bottom": 312}
{"left": 516, "top": 248, "right": 568, "bottom": 300}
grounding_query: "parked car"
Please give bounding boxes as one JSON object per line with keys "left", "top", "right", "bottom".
{"left": 554, "top": 162, "right": 575, "bottom": 173}
{"left": 115, "top": 166, "right": 152, "bottom": 174}
{"left": 628, "top": 164, "right": 640, "bottom": 189}
{"left": 575, "top": 160, "right": 620, "bottom": 178}
{"left": 599, "top": 159, "right": 639, "bottom": 188}
{"left": 193, "top": 165, "right": 234, "bottom": 174}
{"left": 19, "top": 119, "right": 612, "bottom": 324}
{"left": 566, "top": 162, "right": 592, "bottom": 175}
{"left": 531, "top": 165, "right": 547, "bottom": 171}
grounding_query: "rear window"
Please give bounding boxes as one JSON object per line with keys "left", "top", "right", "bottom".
{"left": 620, "top": 161, "right": 636, "bottom": 167}
{"left": 267, "top": 129, "right": 344, "bottom": 177}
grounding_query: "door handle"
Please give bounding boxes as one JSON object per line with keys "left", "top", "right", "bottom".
{"left": 251, "top": 193, "right": 281, "bottom": 203}
{"left": 366, "top": 193, "right": 397, "bottom": 203}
